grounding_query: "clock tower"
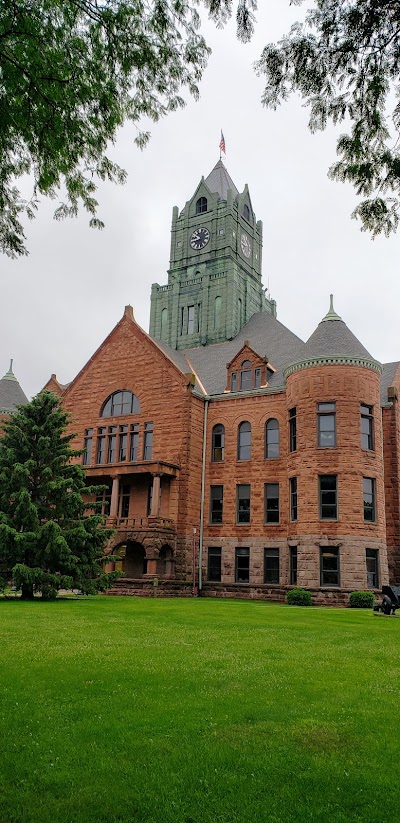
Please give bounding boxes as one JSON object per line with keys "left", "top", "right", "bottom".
{"left": 149, "top": 160, "right": 276, "bottom": 350}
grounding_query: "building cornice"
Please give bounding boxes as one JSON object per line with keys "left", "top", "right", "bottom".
{"left": 283, "top": 355, "right": 383, "bottom": 379}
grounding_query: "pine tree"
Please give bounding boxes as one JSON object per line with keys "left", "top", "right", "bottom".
{"left": 0, "top": 391, "right": 118, "bottom": 599}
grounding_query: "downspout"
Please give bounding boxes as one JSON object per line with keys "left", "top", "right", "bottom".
{"left": 198, "top": 398, "right": 209, "bottom": 594}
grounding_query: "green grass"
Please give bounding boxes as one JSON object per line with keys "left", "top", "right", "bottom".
{"left": 0, "top": 597, "right": 399, "bottom": 823}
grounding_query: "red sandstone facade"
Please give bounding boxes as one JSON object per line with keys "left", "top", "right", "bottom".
{"left": 36, "top": 302, "right": 400, "bottom": 605}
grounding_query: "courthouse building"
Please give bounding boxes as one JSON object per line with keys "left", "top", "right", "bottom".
{"left": 5, "top": 160, "right": 400, "bottom": 603}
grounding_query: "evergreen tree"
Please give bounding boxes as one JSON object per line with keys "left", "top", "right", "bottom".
{"left": 0, "top": 391, "right": 118, "bottom": 600}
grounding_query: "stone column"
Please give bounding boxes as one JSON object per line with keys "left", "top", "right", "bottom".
{"left": 150, "top": 474, "right": 161, "bottom": 517}
{"left": 110, "top": 475, "right": 120, "bottom": 521}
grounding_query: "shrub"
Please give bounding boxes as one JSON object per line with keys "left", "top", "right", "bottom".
{"left": 287, "top": 588, "right": 312, "bottom": 606}
{"left": 349, "top": 591, "right": 375, "bottom": 609}
{"left": 41, "top": 586, "right": 58, "bottom": 602}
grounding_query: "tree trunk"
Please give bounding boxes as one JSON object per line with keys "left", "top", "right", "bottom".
{"left": 20, "top": 583, "right": 34, "bottom": 600}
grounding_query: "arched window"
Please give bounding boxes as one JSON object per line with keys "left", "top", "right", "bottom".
{"left": 238, "top": 421, "right": 251, "bottom": 460}
{"left": 101, "top": 391, "right": 140, "bottom": 417}
{"left": 240, "top": 360, "right": 252, "bottom": 391}
{"left": 243, "top": 204, "right": 250, "bottom": 221}
{"left": 196, "top": 197, "right": 207, "bottom": 214}
{"left": 265, "top": 418, "right": 280, "bottom": 458}
{"left": 212, "top": 424, "right": 225, "bottom": 462}
{"left": 214, "top": 296, "right": 221, "bottom": 329}
{"left": 161, "top": 307, "right": 168, "bottom": 340}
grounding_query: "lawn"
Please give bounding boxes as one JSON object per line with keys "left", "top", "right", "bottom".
{"left": 0, "top": 596, "right": 399, "bottom": 823}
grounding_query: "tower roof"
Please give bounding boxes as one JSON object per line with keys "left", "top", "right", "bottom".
{"left": 204, "top": 160, "right": 238, "bottom": 200}
{"left": 304, "top": 296, "right": 372, "bottom": 359}
{"left": 0, "top": 360, "right": 29, "bottom": 413}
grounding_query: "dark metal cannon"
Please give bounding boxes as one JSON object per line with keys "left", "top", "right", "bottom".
{"left": 373, "top": 585, "right": 400, "bottom": 615}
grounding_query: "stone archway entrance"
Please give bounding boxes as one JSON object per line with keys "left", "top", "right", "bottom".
{"left": 122, "top": 540, "right": 147, "bottom": 578}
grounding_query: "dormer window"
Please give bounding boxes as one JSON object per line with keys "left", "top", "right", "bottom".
{"left": 243, "top": 204, "right": 250, "bottom": 221}
{"left": 196, "top": 197, "right": 207, "bottom": 214}
{"left": 240, "top": 360, "right": 252, "bottom": 391}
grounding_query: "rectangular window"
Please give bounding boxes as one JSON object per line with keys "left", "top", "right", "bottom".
{"left": 366, "top": 548, "right": 379, "bottom": 588}
{"left": 240, "top": 370, "right": 252, "bottom": 391}
{"left": 254, "top": 368, "right": 261, "bottom": 388}
{"left": 237, "top": 484, "right": 251, "bottom": 524}
{"left": 118, "top": 425, "right": 128, "bottom": 462}
{"left": 96, "top": 427, "right": 106, "bottom": 464}
{"left": 210, "top": 485, "right": 223, "bottom": 524}
{"left": 235, "top": 547, "right": 250, "bottom": 583}
{"left": 231, "top": 372, "right": 237, "bottom": 392}
{"left": 289, "top": 407, "right": 297, "bottom": 452}
{"left": 208, "top": 547, "right": 222, "bottom": 582}
{"left": 107, "top": 426, "right": 117, "bottom": 463}
{"left": 317, "top": 402, "right": 336, "bottom": 448}
{"left": 264, "top": 548, "right": 280, "bottom": 584}
{"left": 197, "top": 303, "right": 201, "bottom": 334}
{"left": 119, "top": 484, "right": 130, "bottom": 519}
{"left": 319, "top": 475, "right": 337, "bottom": 519}
{"left": 143, "top": 422, "right": 153, "bottom": 460}
{"left": 290, "top": 477, "right": 298, "bottom": 521}
{"left": 82, "top": 428, "right": 93, "bottom": 466}
{"left": 130, "top": 424, "right": 139, "bottom": 461}
{"left": 187, "top": 305, "right": 195, "bottom": 335}
{"left": 290, "top": 547, "right": 298, "bottom": 585}
{"left": 265, "top": 483, "right": 280, "bottom": 523}
{"left": 363, "top": 477, "right": 376, "bottom": 522}
{"left": 361, "top": 404, "right": 374, "bottom": 450}
{"left": 180, "top": 306, "right": 185, "bottom": 336}
{"left": 320, "top": 547, "right": 340, "bottom": 586}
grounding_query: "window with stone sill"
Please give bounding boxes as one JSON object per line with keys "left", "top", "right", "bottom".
{"left": 196, "top": 196, "right": 207, "bottom": 214}
{"left": 265, "top": 418, "right": 280, "bottom": 458}
{"left": 290, "top": 547, "right": 298, "bottom": 585}
{"left": 211, "top": 424, "right": 225, "bottom": 462}
{"left": 95, "top": 423, "right": 142, "bottom": 465}
{"left": 235, "top": 547, "right": 250, "bottom": 583}
{"left": 320, "top": 547, "right": 340, "bottom": 587}
{"left": 363, "top": 477, "right": 376, "bottom": 522}
{"left": 317, "top": 402, "right": 336, "bottom": 448}
{"left": 208, "top": 547, "right": 222, "bottom": 582}
{"left": 264, "top": 548, "right": 280, "bottom": 584}
{"left": 237, "top": 421, "right": 251, "bottom": 460}
{"left": 366, "top": 548, "right": 379, "bottom": 588}
{"left": 319, "top": 475, "right": 338, "bottom": 520}
{"left": 230, "top": 360, "right": 264, "bottom": 393}
{"left": 210, "top": 485, "right": 223, "bottom": 524}
{"left": 361, "top": 404, "right": 374, "bottom": 450}
{"left": 82, "top": 428, "right": 93, "bottom": 465}
{"left": 237, "top": 484, "right": 251, "bottom": 524}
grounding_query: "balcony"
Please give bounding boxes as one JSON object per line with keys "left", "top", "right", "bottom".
{"left": 108, "top": 515, "right": 175, "bottom": 531}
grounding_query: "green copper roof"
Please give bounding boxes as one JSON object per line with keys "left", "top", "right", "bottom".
{"left": 321, "top": 294, "right": 342, "bottom": 322}
{"left": 2, "top": 359, "right": 18, "bottom": 381}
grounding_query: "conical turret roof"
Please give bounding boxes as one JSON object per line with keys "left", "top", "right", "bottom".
{"left": 0, "top": 360, "right": 29, "bottom": 413}
{"left": 204, "top": 160, "right": 238, "bottom": 200}
{"left": 304, "top": 295, "right": 372, "bottom": 359}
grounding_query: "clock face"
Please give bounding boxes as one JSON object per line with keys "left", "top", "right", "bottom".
{"left": 240, "top": 233, "right": 251, "bottom": 258}
{"left": 190, "top": 227, "right": 210, "bottom": 250}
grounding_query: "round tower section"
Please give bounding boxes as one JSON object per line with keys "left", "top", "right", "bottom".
{"left": 283, "top": 298, "right": 389, "bottom": 601}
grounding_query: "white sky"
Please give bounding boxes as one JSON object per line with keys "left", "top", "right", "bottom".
{"left": 2, "top": 3, "right": 400, "bottom": 399}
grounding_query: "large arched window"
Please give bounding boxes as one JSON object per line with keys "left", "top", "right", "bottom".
{"left": 196, "top": 196, "right": 207, "bottom": 214}
{"left": 101, "top": 391, "right": 140, "bottom": 417}
{"left": 211, "top": 424, "right": 225, "bottom": 462}
{"left": 265, "top": 418, "right": 280, "bottom": 458}
{"left": 238, "top": 421, "right": 251, "bottom": 460}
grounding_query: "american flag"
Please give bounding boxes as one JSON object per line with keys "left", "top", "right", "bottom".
{"left": 219, "top": 131, "right": 226, "bottom": 155}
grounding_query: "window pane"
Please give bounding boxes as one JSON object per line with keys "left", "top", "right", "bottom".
{"left": 238, "top": 422, "right": 251, "bottom": 460}
{"left": 210, "top": 486, "right": 223, "bottom": 524}
{"left": 237, "top": 485, "right": 250, "bottom": 523}
{"left": 208, "top": 548, "right": 222, "bottom": 581}
{"left": 231, "top": 372, "right": 237, "bottom": 392}
{"left": 290, "top": 547, "right": 298, "bottom": 585}
{"left": 363, "top": 477, "right": 376, "bottom": 521}
{"left": 366, "top": 549, "right": 379, "bottom": 588}
{"left": 266, "top": 418, "right": 280, "bottom": 458}
{"left": 240, "top": 370, "right": 252, "bottom": 391}
{"left": 289, "top": 408, "right": 297, "bottom": 452}
{"left": 235, "top": 547, "right": 250, "bottom": 582}
{"left": 143, "top": 423, "right": 153, "bottom": 460}
{"left": 320, "top": 475, "right": 337, "bottom": 519}
{"left": 264, "top": 548, "right": 279, "bottom": 584}
{"left": 290, "top": 477, "right": 297, "bottom": 521}
{"left": 320, "top": 548, "right": 340, "bottom": 586}
{"left": 187, "top": 305, "right": 195, "bottom": 335}
{"left": 265, "top": 483, "right": 279, "bottom": 523}
{"left": 212, "top": 424, "right": 225, "bottom": 462}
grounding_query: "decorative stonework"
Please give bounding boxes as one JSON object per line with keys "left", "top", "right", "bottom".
{"left": 284, "top": 355, "right": 383, "bottom": 379}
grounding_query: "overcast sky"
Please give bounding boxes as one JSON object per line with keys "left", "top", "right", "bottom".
{"left": 2, "top": 3, "right": 400, "bottom": 399}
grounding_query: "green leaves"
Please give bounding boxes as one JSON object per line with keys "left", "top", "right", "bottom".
{"left": 256, "top": 0, "right": 400, "bottom": 236}
{"left": 0, "top": 391, "right": 116, "bottom": 597}
{"left": 0, "top": 0, "right": 213, "bottom": 256}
